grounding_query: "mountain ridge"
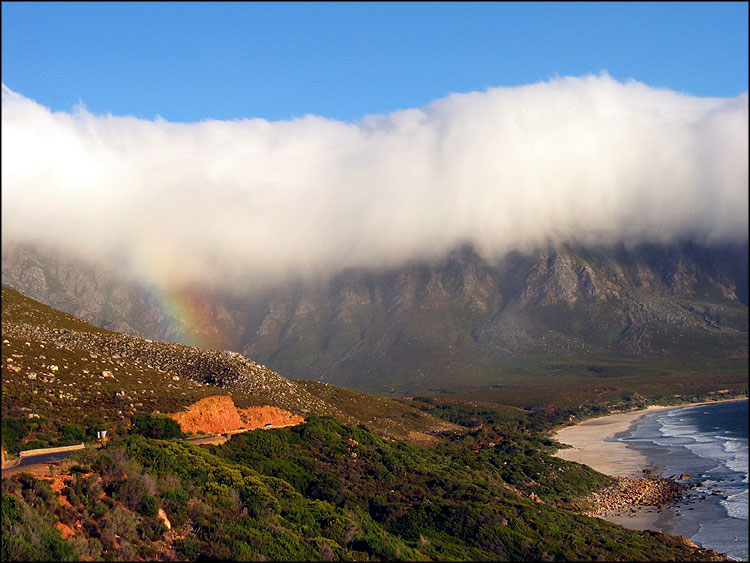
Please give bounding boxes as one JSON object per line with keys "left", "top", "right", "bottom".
{"left": 2, "top": 240, "right": 747, "bottom": 394}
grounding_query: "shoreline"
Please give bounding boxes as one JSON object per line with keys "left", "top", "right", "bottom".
{"left": 552, "top": 396, "right": 748, "bottom": 533}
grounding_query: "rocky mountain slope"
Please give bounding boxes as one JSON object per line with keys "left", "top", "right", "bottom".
{"left": 1, "top": 286, "right": 458, "bottom": 446}
{"left": 2, "top": 240, "right": 747, "bottom": 394}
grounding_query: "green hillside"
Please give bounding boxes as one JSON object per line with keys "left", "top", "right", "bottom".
{"left": 2, "top": 413, "right": 727, "bottom": 562}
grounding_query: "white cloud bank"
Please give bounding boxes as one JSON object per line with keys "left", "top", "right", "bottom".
{"left": 2, "top": 74, "right": 748, "bottom": 291}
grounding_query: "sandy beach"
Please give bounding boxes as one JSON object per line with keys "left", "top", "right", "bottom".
{"left": 553, "top": 399, "right": 748, "bottom": 477}
{"left": 553, "top": 405, "right": 674, "bottom": 478}
{"left": 552, "top": 398, "right": 748, "bottom": 532}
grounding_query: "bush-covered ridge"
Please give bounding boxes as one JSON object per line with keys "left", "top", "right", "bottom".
{"left": 2, "top": 414, "right": 728, "bottom": 561}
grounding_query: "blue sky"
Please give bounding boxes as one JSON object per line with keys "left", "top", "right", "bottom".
{"left": 2, "top": 1, "right": 748, "bottom": 122}
{"left": 3, "top": 2, "right": 748, "bottom": 290}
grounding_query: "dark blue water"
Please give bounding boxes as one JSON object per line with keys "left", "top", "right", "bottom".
{"left": 614, "top": 399, "right": 748, "bottom": 561}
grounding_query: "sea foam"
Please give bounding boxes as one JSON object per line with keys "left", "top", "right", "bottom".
{"left": 722, "top": 489, "right": 749, "bottom": 521}
{"left": 622, "top": 400, "right": 749, "bottom": 561}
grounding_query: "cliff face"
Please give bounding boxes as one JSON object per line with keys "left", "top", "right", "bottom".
{"left": 168, "top": 395, "right": 304, "bottom": 435}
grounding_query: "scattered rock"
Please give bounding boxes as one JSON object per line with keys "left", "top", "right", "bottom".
{"left": 2, "top": 318, "right": 336, "bottom": 418}
{"left": 157, "top": 508, "right": 171, "bottom": 530}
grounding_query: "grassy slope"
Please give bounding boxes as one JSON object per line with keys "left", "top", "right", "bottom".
{"left": 435, "top": 366, "right": 748, "bottom": 410}
{"left": 293, "top": 380, "right": 464, "bottom": 446}
{"left": 1, "top": 287, "right": 270, "bottom": 446}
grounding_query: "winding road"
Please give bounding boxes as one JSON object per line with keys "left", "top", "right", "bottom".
{"left": 2, "top": 450, "right": 78, "bottom": 475}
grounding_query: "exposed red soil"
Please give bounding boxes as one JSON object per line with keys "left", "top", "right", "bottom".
{"left": 167, "top": 395, "right": 304, "bottom": 435}
{"left": 237, "top": 405, "right": 305, "bottom": 429}
{"left": 55, "top": 522, "right": 76, "bottom": 539}
{"left": 39, "top": 472, "right": 74, "bottom": 508}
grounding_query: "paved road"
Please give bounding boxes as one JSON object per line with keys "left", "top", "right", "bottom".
{"left": 2, "top": 436, "right": 224, "bottom": 475}
{"left": 3, "top": 427, "right": 284, "bottom": 475}
{"left": 2, "top": 450, "right": 77, "bottom": 475}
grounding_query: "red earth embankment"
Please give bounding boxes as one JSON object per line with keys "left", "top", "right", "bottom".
{"left": 167, "top": 395, "right": 304, "bottom": 435}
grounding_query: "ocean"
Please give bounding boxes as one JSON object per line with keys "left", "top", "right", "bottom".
{"left": 613, "top": 399, "right": 748, "bottom": 561}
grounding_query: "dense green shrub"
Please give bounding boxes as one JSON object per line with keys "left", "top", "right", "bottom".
{"left": 161, "top": 487, "right": 189, "bottom": 527}
{"left": 100, "top": 505, "right": 138, "bottom": 545}
{"left": 176, "top": 536, "right": 199, "bottom": 559}
{"left": 59, "top": 423, "right": 85, "bottom": 443}
{"left": 1, "top": 493, "right": 79, "bottom": 561}
{"left": 1, "top": 416, "right": 29, "bottom": 453}
{"left": 131, "top": 413, "right": 184, "bottom": 439}
{"left": 1, "top": 404, "right": 726, "bottom": 562}
{"left": 84, "top": 418, "right": 107, "bottom": 439}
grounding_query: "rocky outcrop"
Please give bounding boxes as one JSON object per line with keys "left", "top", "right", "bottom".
{"left": 584, "top": 476, "right": 687, "bottom": 515}
{"left": 167, "top": 395, "right": 303, "bottom": 435}
{"left": 157, "top": 508, "right": 171, "bottom": 531}
{"left": 168, "top": 396, "right": 244, "bottom": 434}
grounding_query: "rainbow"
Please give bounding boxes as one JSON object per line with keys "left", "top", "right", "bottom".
{"left": 131, "top": 243, "right": 230, "bottom": 351}
{"left": 151, "top": 283, "right": 229, "bottom": 350}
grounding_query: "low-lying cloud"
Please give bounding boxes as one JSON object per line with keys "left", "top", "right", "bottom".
{"left": 2, "top": 74, "right": 748, "bottom": 291}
